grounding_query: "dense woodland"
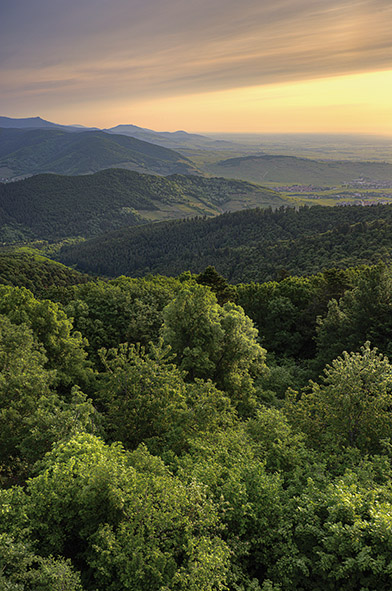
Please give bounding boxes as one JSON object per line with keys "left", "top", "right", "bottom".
{"left": 2, "top": 122, "right": 392, "bottom": 590}
{"left": 3, "top": 252, "right": 392, "bottom": 590}
{"left": 59, "top": 202, "right": 392, "bottom": 281}
{"left": 0, "top": 169, "right": 283, "bottom": 242}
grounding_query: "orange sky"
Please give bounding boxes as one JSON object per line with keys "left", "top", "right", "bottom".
{"left": 1, "top": 0, "right": 392, "bottom": 134}
{"left": 40, "top": 69, "right": 392, "bottom": 135}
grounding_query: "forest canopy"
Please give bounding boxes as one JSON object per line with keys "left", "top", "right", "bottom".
{"left": 58, "top": 203, "right": 392, "bottom": 282}
{"left": 2, "top": 258, "right": 392, "bottom": 590}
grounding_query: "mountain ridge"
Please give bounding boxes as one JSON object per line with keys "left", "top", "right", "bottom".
{"left": 0, "top": 115, "right": 98, "bottom": 132}
{"left": 0, "top": 127, "right": 198, "bottom": 179}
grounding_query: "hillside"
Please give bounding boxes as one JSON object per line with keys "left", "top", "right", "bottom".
{"left": 58, "top": 204, "right": 392, "bottom": 281}
{"left": 0, "top": 249, "right": 90, "bottom": 296}
{"left": 0, "top": 127, "right": 198, "bottom": 179}
{"left": 0, "top": 168, "right": 285, "bottom": 241}
{"left": 206, "top": 153, "right": 392, "bottom": 186}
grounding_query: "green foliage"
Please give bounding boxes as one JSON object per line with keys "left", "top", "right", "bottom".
{"left": 246, "top": 407, "right": 307, "bottom": 474}
{"left": 162, "top": 284, "right": 224, "bottom": 379}
{"left": 0, "top": 167, "right": 281, "bottom": 242}
{"left": 196, "top": 265, "right": 238, "bottom": 305}
{"left": 0, "top": 251, "right": 89, "bottom": 297}
{"left": 184, "top": 379, "right": 236, "bottom": 441}
{"left": 0, "top": 312, "right": 99, "bottom": 478}
{"left": 59, "top": 204, "right": 392, "bottom": 281}
{"left": 316, "top": 263, "right": 392, "bottom": 367}
{"left": 98, "top": 343, "right": 188, "bottom": 452}
{"left": 276, "top": 471, "right": 392, "bottom": 590}
{"left": 162, "top": 284, "right": 266, "bottom": 414}
{"left": 286, "top": 343, "right": 392, "bottom": 453}
{"left": 0, "top": 485, "right": 84, "bottom": 590}
{"left": 0, "top": 315, "right": 53, "bottom": 471}
{"left": 237, "top": 269, "right": 355, "bottom": 360}
{"left": 26, "top": 434, "right": 231, "bottom": 591}
{"left": 62, "top": 275, "right": 182, "bottom": 362}
{"left": 178, "top": 426, "right": 287, "bottom": 587}
{"left": 0, "top": 285, "right": 90, "bottom": 391}
{"left": 0, "top": 535, "right": 84, "bottom": 591}
{"left": 4, "top": 243, "right": 392, "bottom": 590}
{"left": 17, "top": 387, "right": 102, "bottom": 467}
{"left": 254, "top": 355, "right": 309, "bottom": 404}
{"left": 98, "top": 342, "right": 236, "bottom": 456}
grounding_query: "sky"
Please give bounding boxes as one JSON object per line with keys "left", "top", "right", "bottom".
{"left": 1, "top": 0, "right": 392, "bottom": 134}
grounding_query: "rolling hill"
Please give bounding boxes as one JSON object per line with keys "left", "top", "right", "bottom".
{"left": 206, "top": 154, "right": 392, "bottom": 186}
{"left": 0, "top": 249, "right": 90, "bottom": 296}
{"left": 57, "top": 204, "right": 392, "bottom": 282}
{"left": 0, "top": 168, "right": 285, "bottom": 241}
{"left": 0, "top": 127, "right": 198, "bottom": 179}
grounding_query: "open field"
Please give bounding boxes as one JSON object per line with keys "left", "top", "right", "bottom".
{"left": 204, "top": 133, "right": 392, "bottom": 163}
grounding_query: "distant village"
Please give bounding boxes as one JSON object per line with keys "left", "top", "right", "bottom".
{"left": 276, "top": 178, "right": 392, "bottom": 205}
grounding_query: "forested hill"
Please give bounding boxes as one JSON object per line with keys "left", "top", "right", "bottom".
{"left": 0, "top": 169, "right": 284, "bottom": 241}
{"left": 59, "top": 203, "right": 392, "bottom": 281}
{"left": 0, "top": 127, "right": 197, "bottom": 178}
{"left": 0, "top": 249, "right": 90, "bottom": 296}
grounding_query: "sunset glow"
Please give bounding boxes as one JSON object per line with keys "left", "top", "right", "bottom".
{"left": 1, "top": 0, "right": 392, "bottom": 134}
{"left": 59, "top": 69, "right": 391, "bottom": 135}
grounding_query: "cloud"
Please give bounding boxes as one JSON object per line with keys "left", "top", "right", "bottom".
{"left": 1, "top": 0, "right": 392, "bottom": 110}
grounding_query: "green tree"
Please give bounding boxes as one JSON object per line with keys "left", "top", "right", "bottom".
{"left": 286, "top": 343, "right": 392, "bottom": 453}
{"left": 17, "top": 387, "right": 102, "bottom": 468}
{"left": 98, "top": 343, "right": 236, "bottom": 455}
{"left": 246, "top": 406, "right": 307, "bottom": 474}
{"left": 0, "top": 285, "right": 90, "bottom": 392}
{"left": 178, "top": 426, "right": 287, "bottom": 589}
{"left": 0, "top": 535, "right": 84, "bottom": 591}
{"left": 162, "top": 285, "right": 266, "bottom": 415}
{"left": 98, "top": 343, "right": 188, "bottom": 452}
{"left": 196, "top": 266, "right": 237, "bottom": 305}
{"left": 0, "top": 486, "right": 84, "bottom": 590}
{"left": 274, "top": 472, "right": 392, "bottom": 590}
{"left": 162, "top": 284, "right": 224, "bottom": 381}
{"left": 0, "top": 313, "right": 100, "bottom": 479}
{"left": 62, "top": 275, "right": 181, "bottom": 364}
{"left": 316, "top": 263, "right": 392, "bottom": 369}
{"left": 0, "top": 316, "right": 53, "bottom": 474}
{"left": 26, "top": 434, "right": 230, "bottom": 591}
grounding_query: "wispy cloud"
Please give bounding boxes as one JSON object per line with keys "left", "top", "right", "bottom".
{"left": 1, "top": 0, "right": 391, "bottom": 114}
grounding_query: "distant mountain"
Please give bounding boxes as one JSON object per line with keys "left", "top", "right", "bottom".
{"left": 207, "top": 154, "right": 392, "bottom": 186}
{"left": 106, "top": 123, "right": 235, "bottom": 150}
{"left": 0, "top": 116, "right": 237, "bottom": 150}
{"left": 0, "top": 116, "right": 97, "bottom": 132}
{"left": 0, "top": 168, "right": 285, "bottom": 241}
{"left": 58, "top": 203, "right": 392, "bottom": 282}
{"left": 0, "top": 127, "right": 198, "bottom": 178}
